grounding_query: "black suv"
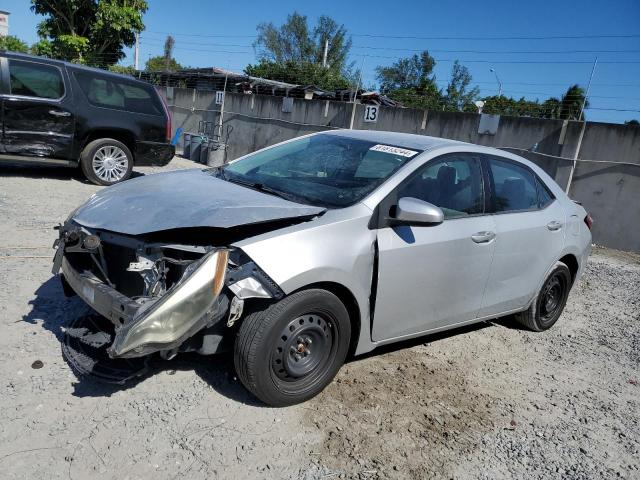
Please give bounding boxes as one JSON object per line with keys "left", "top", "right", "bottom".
{"left": 0, "top": 52, "right": 174, "bottom": 185}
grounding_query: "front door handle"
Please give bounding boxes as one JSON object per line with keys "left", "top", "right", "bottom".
{"left": 547, "top": 221, "right": 562, "bottom": 231}
{"left": 49, "top": 110, "right": 71, "bottom": 117}
{"left": 471, "top": 231, "right": 496, "bottom": 243}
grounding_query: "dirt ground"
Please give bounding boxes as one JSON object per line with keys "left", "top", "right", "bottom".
{"left": 0, "top": 158, "right": 638, "bottom": 480}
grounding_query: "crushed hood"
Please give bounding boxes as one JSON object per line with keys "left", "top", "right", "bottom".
{"left": 72, "top": 169, "right": 325, "bottom": 235}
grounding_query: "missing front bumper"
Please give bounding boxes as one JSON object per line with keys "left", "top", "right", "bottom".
{"left": 61, "top": 249, "right": 230, "bottom": 358}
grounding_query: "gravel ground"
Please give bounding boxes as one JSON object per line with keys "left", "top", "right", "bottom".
{"left": 0, "top": 158, "right": 638, "bottom": 479}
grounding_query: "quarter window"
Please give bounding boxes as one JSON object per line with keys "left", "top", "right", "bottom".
{"left": 74, "top": 72, "right": 162, "bottom": 115}
{"left": 489, "top": 158, "right": 539, "bottom": 212}
{"left": 9, "top": 59, "right": 64, "bottom": 99}
{"left": 537, "top": 178, "right": 555, "bottom": 208}
{"left": 397, "top": 154, "right": 484, "bottom": 219}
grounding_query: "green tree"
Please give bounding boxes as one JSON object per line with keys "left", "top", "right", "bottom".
{"left": 374, "top": 51, "right": 442, "bottom": 109}
{"left": 376, "top": 51, "right": 436, "bottom": 92}
{"left": 30, "top": 0, "right": 147, "bottom": 66}
{"left": 625, "top": 119, "right": 640, "bottom": 126}
{"left": 245, "top": 60, "right": 352, "bottom": 90}
{"left": 250, "top": 11, "right": 353, "bottom": 87}
{"left": 444, "top": 61, "right": 479, "bottom": 111}
{"left": 0, "top": 35, "right": 30, "bottom": 53}
{"left": 559, "top": 84, "right": 588, "bottom": 120}
{"left": 108, "top": 64, "right": 136, "bottom": 75}
{"left": 145, "top": 35, "right": 182, "bottom": 72}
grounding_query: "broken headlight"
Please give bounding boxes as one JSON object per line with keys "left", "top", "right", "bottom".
{"left": 109, "top": 249, "right": 229, "bottom": 357}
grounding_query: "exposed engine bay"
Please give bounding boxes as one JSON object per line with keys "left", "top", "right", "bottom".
{"left": 53, "top": 220, "right": 285, "bottom": 361}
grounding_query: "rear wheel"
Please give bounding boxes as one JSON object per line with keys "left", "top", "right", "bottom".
{"left": 234, "top": 289, "right": 351, "bottom": 407}
{"left": 514, "top": 261, "right": 572, "bottom": 331}
{"left": 80, "top": 138, "right": 133, "bottom": 186}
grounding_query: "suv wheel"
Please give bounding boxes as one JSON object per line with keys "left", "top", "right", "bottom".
{"left": 234, "top": 289, "right": 351, "bottom": 407}
{"left": 80, "top": 138, "right": 133, "bottom": 186}
{"left": 514, "top": 261, "right": 572, "bottom": 331}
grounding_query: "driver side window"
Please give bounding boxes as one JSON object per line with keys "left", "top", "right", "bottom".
{"left": 397, "top": 154, "right": 484, "bottom": 219}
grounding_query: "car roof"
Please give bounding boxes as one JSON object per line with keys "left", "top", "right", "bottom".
{"left": 0, "top": 51, "right": 152, "bottom": 87}
{"left": 323, "top": 129, "right": 535, "bottom": 159}
{"left": 324, "top": 129, "right": 466, "bottom": 152}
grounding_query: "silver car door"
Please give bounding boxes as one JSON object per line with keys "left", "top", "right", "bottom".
{"left": 478, "top": 155, "right": 566, "bottom": 317}
{"left": 371, "top": 152, "right": 496, "bottom": 342}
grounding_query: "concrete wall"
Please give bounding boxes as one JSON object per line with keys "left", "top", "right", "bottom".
{"left": 164, "top": 88, "right": 640, "bottom": 252}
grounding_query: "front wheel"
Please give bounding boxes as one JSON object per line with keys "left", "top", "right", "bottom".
{"left": 514, "top": 261, "right": 572, "bottom": 331}
{"left": 234, "top": 289, "right": 351, "bottom": 407}
{"left": 80, "top": 138, "right": 133, "bottom": 186}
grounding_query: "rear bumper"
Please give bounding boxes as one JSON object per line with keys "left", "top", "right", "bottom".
{"left": 134, "top": 141, "right": 175, "bottom": 166}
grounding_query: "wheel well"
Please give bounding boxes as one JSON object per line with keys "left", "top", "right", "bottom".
{"left": 83, "top": 130, "right": 136, "bottom": 157}
{"left": 294, "top": 282, "right": 361, "bottom": 358}
{"left": 559, "top": 254, "right": 579, "bottom": 283}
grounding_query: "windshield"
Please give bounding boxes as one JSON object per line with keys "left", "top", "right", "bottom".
{"left": 218, "top": 134, "right": 421, "bottom": 208}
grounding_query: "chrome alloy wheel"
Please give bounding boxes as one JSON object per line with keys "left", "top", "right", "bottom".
{"left": 92, "top": 145, "right": 129, "bottom": 183}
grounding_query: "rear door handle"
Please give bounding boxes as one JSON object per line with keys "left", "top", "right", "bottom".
{"left": 49, "top": 110, "right": 71, "bottom": 117}
{"left": 471, "top": 231, "right": 496, "bottom": 243}
{"left": 547, "top": 221, "right": 562, "bottom": 231}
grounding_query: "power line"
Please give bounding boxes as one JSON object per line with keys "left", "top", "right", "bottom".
{"left": 351, "top": 33, "right": 640, "bottom": 41}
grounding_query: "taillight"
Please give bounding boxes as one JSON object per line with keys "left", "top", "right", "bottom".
{"left": 156, "top": 88, "right": 172, "bottom": 142}
{"left": 584, "top": 213, "right": 593, "bottom": 230}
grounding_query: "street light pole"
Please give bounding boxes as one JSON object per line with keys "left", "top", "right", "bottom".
{"left": 490, "top": 67, "right": 502, "bottom": 97}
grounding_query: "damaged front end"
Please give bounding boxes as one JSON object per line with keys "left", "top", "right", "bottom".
{"left": 53, "top": 221, "right": 282, "bottom": 360}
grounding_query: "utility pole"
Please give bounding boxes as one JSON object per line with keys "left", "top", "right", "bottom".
{"left": 322, "top": 39, "right": 329, "bottom": 68}
{"left": 349, "top": 56, "right": 365, "bottom": 129}
{"left": 490, "top": 67, "right": 502, "bottom": 97}
{"left": 579, "top": 57, "right": 598, "bottom": 122}
{"left": 134, "top": 32, "right": 140, "bottom": 70}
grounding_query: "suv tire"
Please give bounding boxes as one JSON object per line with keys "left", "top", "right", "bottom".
{"left": 514, "top": 261, "right": 572, "bottom": 331}
{"left": 234, "top": 289, "right": 351, "bottom": 407}
{"left": 80, "top": 138, "right": 134, "bottom": 186}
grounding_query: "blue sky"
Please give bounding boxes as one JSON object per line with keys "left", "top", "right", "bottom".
{"left": 4, "top": 0, "right": 640, "bottom": 123}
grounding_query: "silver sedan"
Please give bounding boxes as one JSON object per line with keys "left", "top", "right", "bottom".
{"left": 54, "top": 130, "right": 592, "bottom": 406}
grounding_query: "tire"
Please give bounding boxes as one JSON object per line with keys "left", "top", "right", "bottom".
{"left": 80, "top": 138, "right": 134, "bottom": 186}
{"left": 514, "top": 261, "right": 572, "bottom": 331}
{"left": 234, "top": 289, "right": 351, "bottom": 407}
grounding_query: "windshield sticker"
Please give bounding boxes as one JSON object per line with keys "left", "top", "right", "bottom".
{"left": 369, "top": 144, "right": 419, "bottom": 158}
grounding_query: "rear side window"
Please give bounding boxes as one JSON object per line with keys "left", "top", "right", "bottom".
{"left": 74, "top": 71, "right": 162, "bottom": 115}
{"left": 9, "top": 59, "right": 64, "bottom": 99}
{"left": 488, "top": 157, "right": 539, "bottom": 212}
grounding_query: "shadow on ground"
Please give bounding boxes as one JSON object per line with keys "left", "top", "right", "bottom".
{"left": 23, "top": 275, "right": 261, "bottom": 405}
{"left": 24, "top": 275, "right": 520, "bottom": 406}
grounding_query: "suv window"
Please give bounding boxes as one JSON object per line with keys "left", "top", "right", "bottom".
{"left": 489, "top": 157, "right": 538, "bottom": 212}
{"left": 9, "top": 59, "right": 64, "bottom": 99}
{"left": 74, "top": 71, "right": 161, "bottom": 115}
{"left": 397, "top": 153, "right": 484, "bottom": 219}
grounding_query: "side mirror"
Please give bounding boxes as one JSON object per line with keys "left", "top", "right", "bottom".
{"left": 394, "top": 197, "right": 444, "bottom": 226}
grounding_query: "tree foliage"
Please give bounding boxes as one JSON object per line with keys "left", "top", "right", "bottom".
{"left": 376, "top": 51, "right": 437, "bottom": 93}
{"left": 30, "top": 0, "right": 147, "bottom": 66}
{"left": 245, "top": 60, "right": 352, "bottom": 90}
{"left": 145, "top": 56, "right": 182, "bottom": 72}
{"left": 444, "top": 61, "right": 480, "bottom": 112}
{"left": 145, "top": 35, "right": 182, "bottom": 72}
{"left": 250, "top": 12, "right": 354, "bottom": 89}
{"left": 559, "top": 84, "right": 588, "bottom": 120}
{"left": 625, "top": 119, "right": 640, "bottom": 126}
{"left": 0, "top": 35, "right": 30, "bottom": 53}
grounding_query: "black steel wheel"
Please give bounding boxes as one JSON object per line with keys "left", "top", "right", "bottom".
{"left": 515, "top": 261, "right": 572, "bottom": 331}
{"left": 234, "top": 289, "right": 351, "bottom": 407}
